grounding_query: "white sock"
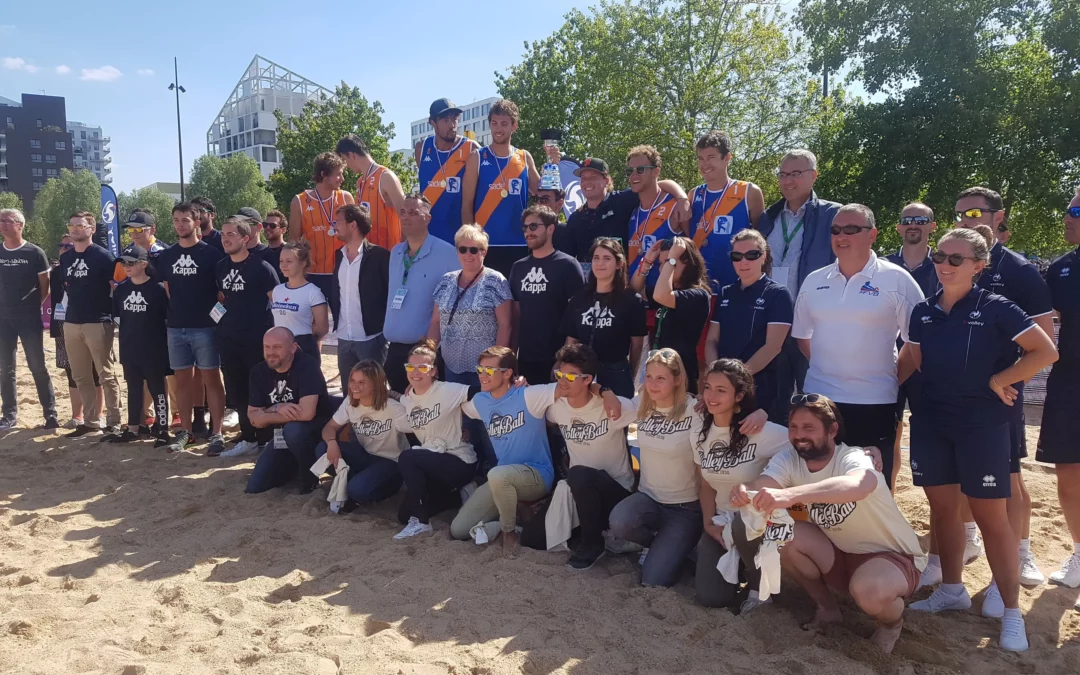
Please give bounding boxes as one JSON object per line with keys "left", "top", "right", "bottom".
{"left": 964, "top": 522, "right": 978, "bottom": 539}
{"left": 928, "top": 553, "right": 941, "bottom": 567}
{"left": 941, "top": 582, "right": 965, "bottom": 595}
{"left": 1019, "top": 539, "right": 1031, "bottom": 557}
{"left": 1003, "top": 607, "right": 1023, "bottom": 621}
{"left": 1073, "top": 542, "right": 1080, "bottom": 555}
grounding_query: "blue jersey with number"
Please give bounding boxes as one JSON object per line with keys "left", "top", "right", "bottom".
{"left": 419, "top": 136, "right": 473, "bottom": 244}
{"left": 688, "top": 181, "right": 751, "bottom": 292}
{"left": 473, "top": 146, "right": 529, "bottom": 247}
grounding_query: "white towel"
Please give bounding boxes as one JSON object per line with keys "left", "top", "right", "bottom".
{"left": 544, "top": 480, "right": 580, "bottom": 551}
{"left": 714, "top": 492, "right": 795, "bottom": 602}
{"left": 309, "top": 455, "right": 350, "bottom": 513}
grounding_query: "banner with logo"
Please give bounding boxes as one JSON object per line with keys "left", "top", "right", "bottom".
{"left": 100, "top": 184, "right": 119, "bottom": 256}
{"left": 558, "top": 158, "right": 584, "bottom": 220}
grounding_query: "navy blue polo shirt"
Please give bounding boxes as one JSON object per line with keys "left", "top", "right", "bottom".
{"left": 1047, "top": 247, "right": 1079, "bottom": 368}
{"left": 711, "top": 274, "right": 794, "bottom": 366}
{"left": 908, "top": 286, "right": 1034, "bottom": 425}
{"left": 885, "top": 248, "right": 939, "bottom": 298}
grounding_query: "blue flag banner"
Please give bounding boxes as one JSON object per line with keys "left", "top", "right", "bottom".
{"left": 100, "top": 184, "right": 119, "bottom": 256}
{"left": 558, "top": 158, "right": 584, "bottom": 219}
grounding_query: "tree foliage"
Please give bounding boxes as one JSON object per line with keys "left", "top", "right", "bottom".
{"left": 0, "top": 191, "right": 22, "bottom": 211}
{"left": 186, "top": 153, "right": 276, "bottom": 225}
{"left": 497, "top": 0, "right": 833, "bottom": 198}
{"left": 118, "top": 186, "right": 180, "bottom": 245}
{"left": 269, "top": 82, "right": 415, "bottom": 210}
{"left": 31, "top": 168, "right": 99, "bottom": 252}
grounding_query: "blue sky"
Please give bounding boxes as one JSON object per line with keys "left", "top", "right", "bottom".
{"left": 0, "top": 0, "right": 592, "bottom": 193}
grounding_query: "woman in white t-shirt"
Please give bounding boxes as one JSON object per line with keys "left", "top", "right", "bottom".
{"left": 272, "top": 242, "right": 329, "bottom": 357}
{"left": 394, "top": 339, "right": 480, "bottom": 539}
{"left": 693, "top": 358, "right": 790, "bottom": 611}
{"left": 317, "top": 360, "right": 409, "bottom": 507}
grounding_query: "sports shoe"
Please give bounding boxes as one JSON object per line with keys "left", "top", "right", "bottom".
{"left": 63, "top": 417, "right": 82, "bottom": 429}
{"left": 0, "top": 417, "right": 17, "bottom": 432}
{"left": 459, "top": 481, "right": 479, "bottom": 503}
{"left": 1019, "top": 555, "right": 1046, "bottom": 586}
{"left": 982, "top": 581, "right": 1005, "bottom": 618}
{"left": 137, "top": 425, "right": 153, "bottom": 437}
{"left": 65, "top": 424, "right": 100, "bottom": 438}
{"left": 1050, "top": 554, "right": 1080, "bottom": 588}
{"left": 639, "top": 547, "right": 650, "bottom": 566}
{"left": 153, "top": 432, "right": 170, "bottom": 449}
{"left": 222, "top": 409, "right": 240, "bottom": 429}
{"left": 999, "top": 612, "right": 1029, "bottom": 652}
{"left": 170, "top": 413, "right": 182, "bottom": 429}
{"left": 220, "top": 439, "right": 260, "bottom": 457}
{"left": 105, "top": 430, "right": 138, "bottom": 444}
{"left": 102, "top": 424, "right": 121, "bottom": 435}
{"left": 567, "top": 546, "right": 604, "bottom": 571}
{"left": 394, "top": 517, "right": 433, "bottom": 540}
{"left": 166, "top": 430, "right": 192, "bottom": 453}
{"left": 964, "top": 532, "right": 984, "bottom": 564}
{"left": 917, "top": 562, "right": 943, "bottom": 590}
{"left": 910, "top": 586, "right": 973, "bottom": 613}
{"left": 205, "top": 434, "right": 227, "bottom": 457}
{"left": 42, "top": 417, "right": 60, "bottom": 430}
{"left": 739, "top": 593, "right": 772, "bottom": 615}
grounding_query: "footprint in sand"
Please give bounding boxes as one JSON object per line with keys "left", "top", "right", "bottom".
{"left": 363, "top": 617, "right": 393, "bottom": 636}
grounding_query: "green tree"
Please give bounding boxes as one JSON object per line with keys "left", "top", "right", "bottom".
{"left": 269, "top": 82, "right": 415, "bottom": 209}
{"left": 496, "top": 0, "right": 833, "bottom": 198}
{"left": 32, "top": 168, "right": 99, "bottom": 252}
{"left": 187, "top": 154, "right": 276, "bottom": 225}
{"left": 118, "top": 186, "right": 180, "bottom": 245}
{"left": 0, "top": 191, "right": 22, "bottom": 211}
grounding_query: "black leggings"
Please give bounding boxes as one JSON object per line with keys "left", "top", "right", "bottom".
{"left": 123, "top": 361, "right": 168, "bottom": 431}
{"left": 396, "top": 448, "right": 476, "bottom": 524}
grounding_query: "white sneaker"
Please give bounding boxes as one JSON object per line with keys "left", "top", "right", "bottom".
{"left": 1019, "top": 554, "right": 1046, "bottom": 586}
{"left": 602, "top": 530, "right": 643, "bottom": 554}
{"left": 909, "top": 586, "right": 972, "bottom": 613}
{"left": 982, "top": 581, "right": 1005, "bottom": 618}
{"left": 964, "top": 533, "right": 984, "bottom": 564}
{"left": 1049, "top": 553, "right": 1080, "bottom": 588}
{"left": 63, "top": 417, "right": 82, "bottom": 430}
{"left": 220, "top": 439, "right": 260, "bottom": 457}
{"left": 393, "top": 517, "right": 433, "bottom": 540}
{"left": 917, "top": 563, "right": 943, "bottom": 589}
{"left": 739, "top": 593, "right": 772, "bottom": 614}
{"left": 459, "top": 481, "right": 478, "bottom": 503}
{"left": 999, "top": 613, "right": 1029, "bottom": 652}
{"left": 222, "top": 410, "right": 240, "bottom": 429}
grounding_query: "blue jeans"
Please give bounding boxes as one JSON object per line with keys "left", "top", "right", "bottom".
{"left": 0, "top": 311, "right": 56, "bottom": 420}
{"left": 245, "top": 417, "right": 329, "bottom": 493}
{"left": 608, "top": 492, "right": 703, "bottom": 587}
{"left": 445, "top": 367, "right": 495, "bottom": 472}
{"left": 337, "top": 335, "right": 388, "bottom": 386}
{"left": 167, "top": 327, "right": 220, "bottom": 370}
{"left": 314, "top": 439, "right": 402, "bottom": 503}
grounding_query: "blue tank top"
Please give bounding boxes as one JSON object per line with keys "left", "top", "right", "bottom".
{"left": 627, "top": 193, "right": 679, "bottom": 291}
{"left": 418, "top": 136, "right": 472, "bottom": 244}
{"left": 689, "top": 181, "right": 751, "bottom": 292}
{"left": 474, "top": 146, "right": 529, "bottom": 247}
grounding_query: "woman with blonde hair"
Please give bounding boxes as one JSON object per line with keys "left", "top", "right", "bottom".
{"left": 271, "top": 241, "right": 329, "bottom": 357}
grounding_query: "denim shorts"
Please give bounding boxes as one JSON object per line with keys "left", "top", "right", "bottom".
{"left": 167, "top": 327, "right": 220, "bottom": 370}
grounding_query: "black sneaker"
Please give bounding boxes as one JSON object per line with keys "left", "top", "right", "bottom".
{"left": 0, "top": 417, "right": 17, "bottom": 432}
{"left": 42, "top": 417, "right": 60, "bottom": 430}
{"left": 166, "top": 430, "right": 192, "bottom": 453}
{"left": 105, "top": 430, "right": 139, "bottom": 444}
{"left": 299, "top": 475, "right": 319, "bottom": 495}
{"left": 567, "top": 547, "right": 605, "bottom": 571}
{"left": 205, "top": 434, "right": 227, "bottom": 457}
{"left": 65, "top": 424, "right": 99, "bottom": 438}
{"left": 153, "top": 432, "right": 170, "bottom": 449}
{"left": 102, "top": 425, "right": 122, "bottom": 435}
{"left": 137, "top": 425, "right": 153, "bottom": 437}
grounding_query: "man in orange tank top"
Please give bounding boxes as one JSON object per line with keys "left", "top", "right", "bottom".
{"left": 289, "top": 152, "right": 355, "bottom": 303}
{"left": 336, "top": 134, "right": 405, "bottom": 251}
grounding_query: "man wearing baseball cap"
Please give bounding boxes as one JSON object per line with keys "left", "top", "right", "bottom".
{"left": 235, "top": 207, "right": 270, "bottom": 256}
{"left": 414, "top": 98, "right": 480, "bottom": 245}
{"left": 114, "top": 210, "right": 167, "bottom": 283}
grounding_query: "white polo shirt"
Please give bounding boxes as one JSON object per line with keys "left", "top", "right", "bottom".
{"left": 336, "top": 247, "right": 370, "bottom": 342}
{"left": 791, "top": 253, "right": 924, "bottom": 405}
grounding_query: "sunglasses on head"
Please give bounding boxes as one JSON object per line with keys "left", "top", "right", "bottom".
{"left": 900, "top": 216, "right": 931, "bottom": 226}
{"left": 625, "top": 165, "right": 657, "bottom": 176}
{"left": 1068, "top": 207, "right": 1080, "bottom": 218}
{"left": 403, "top": 363, "right": 434, "bottom": 373}
{"left": 521, "top": 221, "right": 546, "bottom": 232}
{"left": 647, "top": 348, "right": 678, "bottom": 360}
{"left": 955, "top": 207, "right": 1000, "bottom": 222}
{"left": 790, "top": 393, "right": 821, "bottom": 405}
{"left": 729, "top": 249, "right": 763, "bottom": 262}
{"left": 458, "top": 246, "right": 482, "bottom": 255}
{"left": 554, "top": 370, "right": 588, "bottom": 383}
{"left": 476, "top": 365, "right": 510, "bottom": 376}
{"left": 830, "top": 224, "right": 872, "bottom": 236}
{"left": 931, "top": 250, "right": 979, "bottom": 267}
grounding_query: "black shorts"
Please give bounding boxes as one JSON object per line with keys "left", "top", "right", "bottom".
{"left": 910, "top": 419, "right": 1012, "bottom": 499}
{"left": 1008, "top": 418, "right": 1026, "bottom": 474}
{"left": 1037, "top": 363, "right": 1080, "bottom": 464}
{"left": 833, "top": 402, "right": 898, "bottom": 487}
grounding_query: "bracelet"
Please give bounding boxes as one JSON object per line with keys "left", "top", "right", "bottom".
{"left": 990, "top": 375, "right": 1000, "bottom": 390}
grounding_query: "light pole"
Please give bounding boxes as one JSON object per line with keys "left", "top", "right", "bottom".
{"left": 168, "top": 57, "right": 187, "bottom": 201}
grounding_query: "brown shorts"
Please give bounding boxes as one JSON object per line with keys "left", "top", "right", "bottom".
{"left": 823, "top": 544, "right": 919, "bottom": 599}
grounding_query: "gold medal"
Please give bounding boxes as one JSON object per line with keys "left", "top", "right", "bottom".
{"left": 438, "top": 180, "right": 446, "bottom": 188}
{"left": 500, "top": 189, "right": 508, "bottom": 198}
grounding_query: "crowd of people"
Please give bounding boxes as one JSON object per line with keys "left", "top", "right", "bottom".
{"left": 1, "top": 95, "right": 1079, "bottom": 657}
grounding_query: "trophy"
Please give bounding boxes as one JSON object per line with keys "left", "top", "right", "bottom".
{"left": 540, "top": 129, "right": 563, "bottom": 191}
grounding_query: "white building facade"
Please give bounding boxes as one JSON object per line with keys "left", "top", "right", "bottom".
{"left": 409, "top": 96, "right": 498, "bottom": 150}
{"left": 67, "top": 120, "right": 112, "bottom": 183}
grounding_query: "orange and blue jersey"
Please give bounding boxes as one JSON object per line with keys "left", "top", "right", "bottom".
{"left": 419, "top": 136, "right": 472, "bottom": 244}
{"left": 473, "top": 146, "right": 529, "bottom": 247}
{"left": 627, "top": 192, "right": 679, "bottom": 290}
{"left": 297, "top": 189, "right": 347, "bottom": 274}
{"left": 356, "top": 165, "right": 401, "bottom": 250}
{"left": 689, "top": 180, "right": 751, "bottom": 292}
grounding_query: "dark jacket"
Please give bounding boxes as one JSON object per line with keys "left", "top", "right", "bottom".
{"left": 756, "top": 191, "right": 841, "bottom": 293}
{"left": 329, "top": 239, "right": 390, "bottom": 338}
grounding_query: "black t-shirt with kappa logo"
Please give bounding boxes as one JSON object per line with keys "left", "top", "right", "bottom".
{"left": 58, "top": 244, "right": 116, "bottom": 324}
{"left": 510, "top": 250, "right": 585, "bottom": 362}
{"left": 112, "top": 279, "right": 169, "bottom": 368}
{"left": 0, "top": 241, "right": 49, "bottom": 316}
{"left": 157, "top": 241, "right": 226, "bottom": 328}
{"left": 248, "top": 352, "right": 334, "bottom": 424}
{"left": 561, "top": 288, "right": 647, "bottom": 363}
{"left": 215, "top": 254, "right": 280, "bottom": 341}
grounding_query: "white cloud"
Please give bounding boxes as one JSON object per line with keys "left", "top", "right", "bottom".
{"left": 2, "top": 57, "right": 40, "bottom": 73}
{"left": 80, "top": 65, "right": 122, "bottom": 82}
{"left": 55, "top": 65, "right": 71, "bottom": 75}
{"left": 137, "top": 68, "right": 154, "bottom": 76}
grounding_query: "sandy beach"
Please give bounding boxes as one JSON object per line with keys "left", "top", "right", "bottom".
{"left": 1, "top": 352, "right": 1079, "bottom": 674}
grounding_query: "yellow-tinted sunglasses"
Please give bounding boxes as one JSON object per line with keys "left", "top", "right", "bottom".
{"left": 554, "top": 370, "right": 588, "bottom": 383}
{"left": 476, "top": 365, "right": 510, "bottom": 376}
{"left": 404, "top": 363, "right": 435, "bottom": 373}
{"left": 954, "top": 207, "right": 1000, "bottom": 222}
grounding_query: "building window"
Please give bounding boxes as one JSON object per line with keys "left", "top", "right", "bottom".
{"left": 93, "top": 152, "right": 99, "bottom": 160}
{"left": 92, "top": 131, "right": 98, "bottom": 138}
{"left": 252, "top": 113, "right": 258, "bottom": 128}
{"left": 33, "top": 182, "right": 43, "bottom": 190}
{"left": 239, "top": 116, "right": 246, "bottom": 132}
{"left": 56, "top": 141, "right": 66, "bottom": 150}
{"left": 32, "top": 168, "right": 42, "bottom": 177}
{"left": 30, "top": 153, "right": 41, "bottom": 162}
{"left": 46, "top": 154, "right": 56, "bottom": 163}
{"left": 47, "top": 168, "right": 57, "bottom": 177}
{"left": 81, "top": 130, "right": 86, "bottom": 139}
{"left": 36, "top": 119, "right": 42, "bottom": 128}
{"left": 483, "top": 103, "right": 490, "bottom": 115}
{"left": 260, "top": 99, "right": 265, "bottom": 111}
{"left": 30, "top": 140, "right": 40, "bottom": 148}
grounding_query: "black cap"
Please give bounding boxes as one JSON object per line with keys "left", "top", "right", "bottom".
{"left": 120, "top": 245, "right": 149, "bottom": 263}
{"left": 125, "top": 211, "right": 156, "bottom": 228}
{"left": 574, "top": 157, "right": 609, "bottom": 177}
{"left": 429, "top": 97, "right": 462, "bottom": 119}
{"left": 235, "top": 207, "right": 262, "bottom": 222}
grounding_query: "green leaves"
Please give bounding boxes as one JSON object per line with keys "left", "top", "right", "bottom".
{"left": 31, "top": 168, "right": 100, "bottom": 253}
{"left": 187, "top": 154, "right": 276, "bottom": 228}
{"left": 117, "top": 186, "right": 180, "bottom": 245}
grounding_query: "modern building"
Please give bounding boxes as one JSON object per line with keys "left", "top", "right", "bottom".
{"left": 0, "top": 93, "right": 75, "bottom": 215}
{"left": 206, "top": 55, "right": 334, "bottom": 180}
{"left": 138, "top": 181, "right": 183, "bottom": 202}
{"left": 409, "top": 96, "right": 498, "bottom": 150}
{"left": 67, "top": 121, "right": 112, "bottom": 184}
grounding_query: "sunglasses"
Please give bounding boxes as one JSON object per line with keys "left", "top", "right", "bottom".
{"left": 1069, "top": 207, "right": 1080, "bottom": 218}
{"left": 775, "top": 169, "right": 810, "bottom": 180}
{"left": 899, "top": 216, "right": 931, "bottom": 226}
{"left": 625, "top": 165, "right": 657, "bottom": 176}
{"left": 120, "top": 260, "right": 142, "bottom": 267}
{"left": 647, "top": 348, "right": 678, "bottom": 359}
{"left": 59, "top": 243, "right": 73, "bottom": 250}
{"left": 521, "top": 221, "right": 546, "bottom": 232}
{"left": 403, "top": 363, "right": 434, "bottom": 373}
{"left": 830, "top": 225, "right": 872, "bottom": 236}
{"left": 954, "top": 208, "right": 1000, "bottom": 222}
{"left": 476, "top": 365, "right": 510, "bottom": 376}
{"left": 458, "top": 246, "right": 482, "bottom": 255}
{"left": 931, "top": 250, "right": 979, "bottom": 267}
{"left": 554, "top": 370, "right": 588, "bottom": 383}
{"left": 730, "top": 249, "right": 763, "bottom": 262}
{"left": 263, "top": 221, "right": 282, "bottom": 229}
{"left": 128, "top": 226, "right": 152, "bottom": 234}
{"left": 790, "top": 393, "right": 821, "bottom": 405}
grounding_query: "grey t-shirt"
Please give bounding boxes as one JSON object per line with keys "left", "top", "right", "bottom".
{"left": 0, "top": 241, "right": 49, "bottom": 315}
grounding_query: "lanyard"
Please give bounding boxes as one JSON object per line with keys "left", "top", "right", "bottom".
{"left": 630, "top": 191, "right": 666, "bottom": 252}
{"left": 446, "top": 269, "right": 482, "bottom": 327}
{"left": 311, "top": 187, "right": 337, "bottom": 229}
{"left": 402, "top": 248, "right": 419, "bottom": 284}
{"left": 701, "top": 180, "right": 734, "bottom": 232}
{"left": 488, "top": 148, "right": 510, "bottom": 188}
{"left": 780, "top": 209, "right": 804, "bottom": 260}
{"left": 433, "top": 138, "right": 461, "bottom": 179}
{"left": 652, "top": 307, "right": 668, "bottom": 349}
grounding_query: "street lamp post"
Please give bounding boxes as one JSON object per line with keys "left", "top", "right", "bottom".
{"left": 168, "top": 57, "right": 187, "bottom": 201}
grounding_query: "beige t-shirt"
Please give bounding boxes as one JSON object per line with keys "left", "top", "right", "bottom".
{"left": 546, "top": 394, "right": 637, "bottom": 490}
{"left": 762, "top": 443, "right": 922, "bottom": 556}
{"left": 632, "top": 394, "right": 699, "bottom": 504}
{"left": 399, "top": 381, "right": 477, "bottom": 465}
{"left": 694, "top": 420, "right": 790, "bottom": 515}
{"left": 331, "top": 398, "right": 410, "bottom": 461}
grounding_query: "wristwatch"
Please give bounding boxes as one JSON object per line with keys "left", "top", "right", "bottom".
{"left": 599, "top": 385, "right": 613, "bottom": 395}
{"left": 667, "top": 257, "right": 677, "bottom": 266}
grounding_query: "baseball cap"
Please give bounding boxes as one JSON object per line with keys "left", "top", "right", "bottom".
{"left": 125, "top": 211, "right": 156, "bottom": 228}
{"left": 429, "top": 98, "right": 463, "bottom": 119}
{"left": 235, "top": 207, "right": 262, "bottom": 222}
{"left": 574, "top": 157, "right": 609, "bottom": 177}
{"left": 120, "top": 245, "right": 149, "bottom": 263}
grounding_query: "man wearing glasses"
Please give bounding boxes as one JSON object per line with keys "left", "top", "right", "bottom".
{"left": 114, "top": 211, "right": 166, "bottom": 283}
{"left": 791, "top": 204, "right": 925, "bottom": 487}
{"left": 260, "top": 209, "right": 288, "bottom": 279}
{"left": 190, "top": 197, "right": 224, "bottom": 253}
{"left": 625, "top": 145, "right": 690, "bottom": 292}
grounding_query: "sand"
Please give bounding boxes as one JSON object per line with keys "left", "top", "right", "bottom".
{"left": 1, "top": 351, "right": 1079, "bottom": 675}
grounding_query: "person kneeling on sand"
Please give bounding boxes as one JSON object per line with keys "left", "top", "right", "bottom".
{"left": 730, "top": 394, "right": 922, "bottom": 654}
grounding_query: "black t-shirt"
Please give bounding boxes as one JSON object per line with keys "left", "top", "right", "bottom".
{"left": 157, "top": 241, "right": 226, "bottom": 328}
{"left": 559, "top": 189, "right": 640, "bottom": 262}
{"left": 58, "top": 244, "right": 116, "bottom": 324}
{"left": 201, "top": 228, "right": 224, "bottom": 252}
{"left": 112, "top": 279, "right": 169, "bottom": 367}
{"left": 248, "top": 352, "right": 334, "bottom": 423}
{"left": 215, "top": 254, "right": 279, "bottom": 340}
{"left": 654, "top": 287, "right": 712, "bottom": 385}
{"left": 0, "top": 241, "right": 49, "bottom": 315}
{"left": 561, "top": 287, "right": 647, "bottom": 363}
{"left": 258, "top": 244, "right": 284, "bottom": 279}
{"left": 510, "top": 250, "right": 586, "bottom": 362}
